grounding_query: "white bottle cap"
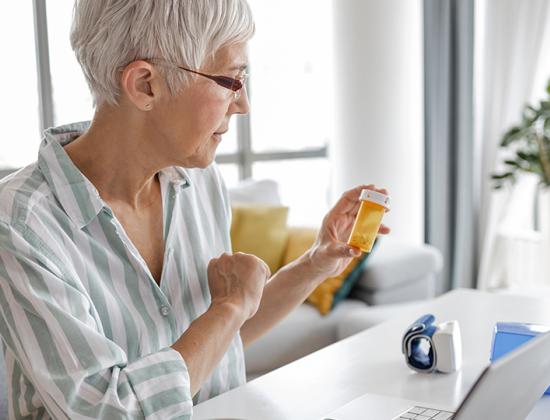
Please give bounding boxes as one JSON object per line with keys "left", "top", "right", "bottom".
{"left": 359, "top": 189, "right": 391, "bottom": 210}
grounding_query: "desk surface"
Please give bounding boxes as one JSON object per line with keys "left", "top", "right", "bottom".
{"left": 194, "top": 289, "right": 550, "bottom": 420}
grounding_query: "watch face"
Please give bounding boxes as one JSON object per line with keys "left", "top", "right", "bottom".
{"left": 408, "top": 336, "right": 435, "bottom": 371}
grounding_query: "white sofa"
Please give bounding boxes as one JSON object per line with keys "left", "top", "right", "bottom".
{"left": 228, "top": 179, "right": 443, "bottom": 379}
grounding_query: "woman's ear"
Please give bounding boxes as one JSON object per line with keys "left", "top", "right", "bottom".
{"left": 120, "top": 60, "right": 161, "bottom": 111}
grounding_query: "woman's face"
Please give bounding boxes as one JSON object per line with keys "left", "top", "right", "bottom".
{"left": 150, "top": 42, "right": 250, "bottom": 168}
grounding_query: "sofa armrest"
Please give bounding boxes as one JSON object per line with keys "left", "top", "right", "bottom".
{"left": 350, "top": 239, "right": 443, "bottom": 305}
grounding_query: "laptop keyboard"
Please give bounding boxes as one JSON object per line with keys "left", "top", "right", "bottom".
{"left": 394, "top": 406, "right": 455, "bottom": 419}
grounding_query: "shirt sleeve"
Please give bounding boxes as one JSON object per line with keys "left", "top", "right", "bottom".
{"left": 0, "top": 220, "right": 193, "bottom": 420}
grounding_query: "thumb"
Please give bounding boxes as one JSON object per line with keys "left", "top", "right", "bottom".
{"left": 332, "top": 242, "right": 362, "bottom": 258}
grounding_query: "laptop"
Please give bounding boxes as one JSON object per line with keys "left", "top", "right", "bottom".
{"left": 322, "top": 330, "right": 550, "bottom": 420}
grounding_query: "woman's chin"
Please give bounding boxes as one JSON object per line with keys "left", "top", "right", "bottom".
{"left": 189, "top": 152, "right": 217, "bottom": 169}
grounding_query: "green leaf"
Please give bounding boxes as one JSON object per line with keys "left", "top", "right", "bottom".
{"left": 501, "top": 126, "right": 525, "bottom": 146}
{"left": 504, "top": 159, "right": 523, "bottom": 169}
{"left": 523, "top": 105, "right": 541, "bottom": 124}
{"left": 517, "top": 151, "right": 539, "bottom": 162}
{"left": 493, "top": 76, "right": 550, "bottom": 186}
{"left": 491, "top": 172, "right": 514, "bottom": 180}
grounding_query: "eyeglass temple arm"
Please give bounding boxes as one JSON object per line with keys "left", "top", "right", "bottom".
{"left": 177, "top": 66, "right": 210, "bottom": 79}
{"left": 177, "top": 65, "right": 242, "bottom": 91}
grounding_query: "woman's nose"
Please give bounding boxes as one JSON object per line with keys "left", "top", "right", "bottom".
{"left": 231, "top": 86, "right": 250, "bottom": 115}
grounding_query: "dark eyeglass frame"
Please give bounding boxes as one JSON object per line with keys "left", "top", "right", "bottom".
{"left": 138, "top": 59, "right": 248, "bottom": 99}
{"left": 176, "top": 65, "right": 246, "bottom": 93}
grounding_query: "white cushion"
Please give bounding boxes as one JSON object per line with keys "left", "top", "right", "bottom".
{"left": 350, "top": 274, "right": 436, "bottom": 305}
{"left": 356, "top": 238, "right": 443, "bottom": 291}
{"left": 228, "top": 178, "right": 282, "bottom": 205}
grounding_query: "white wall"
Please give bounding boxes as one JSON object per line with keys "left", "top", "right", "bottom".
{"left": 331, "top": 0, "right": 424, "bottom": 244}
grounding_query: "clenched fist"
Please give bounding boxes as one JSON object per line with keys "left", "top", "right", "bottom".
{"left": 207, "top": 252, "right": 271, "bottom": 321}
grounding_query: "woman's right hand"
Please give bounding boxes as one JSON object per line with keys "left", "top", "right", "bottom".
{"left": 207, "top": 252, "right": 271, "bottom": 321}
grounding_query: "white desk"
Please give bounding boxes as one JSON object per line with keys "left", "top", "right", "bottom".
{"left": 194, "top": 289, "right": 550, "bottom": 419}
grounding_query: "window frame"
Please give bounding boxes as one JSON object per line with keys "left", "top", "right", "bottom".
{"left": 33, "top": 0, "right": 54, "bottom": 133}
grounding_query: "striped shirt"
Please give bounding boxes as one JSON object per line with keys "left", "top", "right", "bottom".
{"left": 0, "top": 122, "right": 246, "bottom": 419}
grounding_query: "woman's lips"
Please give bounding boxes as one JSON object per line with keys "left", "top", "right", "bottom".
{"left": 213, "top": 130, "right": 227, "bottom": 141}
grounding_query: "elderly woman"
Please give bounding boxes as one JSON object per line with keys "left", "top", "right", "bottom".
{"left": 0, "top": 0, "right": 389, "bottom": 419}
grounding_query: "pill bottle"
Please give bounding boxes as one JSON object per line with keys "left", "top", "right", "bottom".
{"left": 347, "top": 189, "right": 390, "bottom": 253}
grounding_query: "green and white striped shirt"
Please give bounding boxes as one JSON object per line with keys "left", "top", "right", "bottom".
{"left": 0, "top": 122, "right": 246, "bottom": 419}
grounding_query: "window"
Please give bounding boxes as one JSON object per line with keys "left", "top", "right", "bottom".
{"left": 0, "top": 2, "right": 41, "bottom": 168}
{"left": 247, "top": 0, "right": 333, "bottom": 154}
{"left": 1, "top": 1, "right": 334, "bottom": 226}
{"left": 46, "top": 0, "right": 94, "bottom": 125}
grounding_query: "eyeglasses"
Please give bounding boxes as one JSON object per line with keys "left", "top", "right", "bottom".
{"left": 176, "top": 65, "right": 248, "bottom": 100}
{"left": 140, "top": 59, "right": 248, "bottom": 100}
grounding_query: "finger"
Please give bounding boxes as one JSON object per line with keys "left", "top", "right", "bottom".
{"left": 345, "top": 184, "right": 376, "bottom": 199}
{"left": 331, "top": 184, "right": 374, "bottom": 215}
{"left": 207, "top": 257, "right": 218, "bottom": 270}
{"left": 331, "top": 242, "right": 362, "bottom": 258}
{"left": 341, "top": 184, "right": 386, "bottom": 206}
{"left": 348, "top": 246, "right": 362, "bottom": 258}
{"left": 346, "top": 184, "right": 388, "bottom": 199}
{"left": 378, "top": 224, "right": 391, "bottom": 234}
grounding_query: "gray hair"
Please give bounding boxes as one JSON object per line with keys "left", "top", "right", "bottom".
{"left": 71, "top": 0, "right": 255, "bottom": 106}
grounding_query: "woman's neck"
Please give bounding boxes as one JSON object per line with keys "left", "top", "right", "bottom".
{"left": 64, "top": 107, "right": 165, "bottom": 210}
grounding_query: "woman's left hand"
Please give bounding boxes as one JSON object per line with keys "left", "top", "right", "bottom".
{"left": 306, "top": 184, "right": 391, "bottom": 280}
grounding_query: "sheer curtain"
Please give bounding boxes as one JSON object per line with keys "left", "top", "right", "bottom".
{"left": 477, "top": 0, "right": 550, "bottom": 290}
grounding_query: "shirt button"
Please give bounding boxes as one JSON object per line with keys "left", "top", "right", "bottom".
{"left": 160, "top": 306, "right": 170, "bottom": 317}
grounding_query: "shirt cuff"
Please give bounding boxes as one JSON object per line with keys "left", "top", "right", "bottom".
{"left": 125, "top": 347, "right": 193, "bottom": 420}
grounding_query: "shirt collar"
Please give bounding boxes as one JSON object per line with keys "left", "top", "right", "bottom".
{"left": 38, "top": 121, "right": 192, "bottom": 229}
{"left": 160, "top": 166, "right": 192, "bottom": 190}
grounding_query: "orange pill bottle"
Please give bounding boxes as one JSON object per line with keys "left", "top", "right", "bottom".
{"left": 347, "top": 189, "right": 390, "bottom": 253}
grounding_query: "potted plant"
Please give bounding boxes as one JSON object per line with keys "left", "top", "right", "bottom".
{"left": 492, "top": 80, "right": 550, "bottom": 286}
{"left": 492, "top": 80, "right": 550, "bottom": 191}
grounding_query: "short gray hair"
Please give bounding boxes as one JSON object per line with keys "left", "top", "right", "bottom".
{"left": 71, "top": 0, "right": 255, "bottom": 106}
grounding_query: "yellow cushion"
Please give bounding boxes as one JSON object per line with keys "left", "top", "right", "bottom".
{"left": 282, "top": 227, "right": 318, "bottom": 265}
{"left": 280, "top": 226, "right": 367, "bottom": 316}
{"left": 230, "top": 206, "right": 289, "bottom": 273}
{"left": 306, "top": 258, "right": 362, "bottom": 315}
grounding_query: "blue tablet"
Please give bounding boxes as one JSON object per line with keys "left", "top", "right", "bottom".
{"left": 490, "top": 322, "right": 550, "bottom": 395}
